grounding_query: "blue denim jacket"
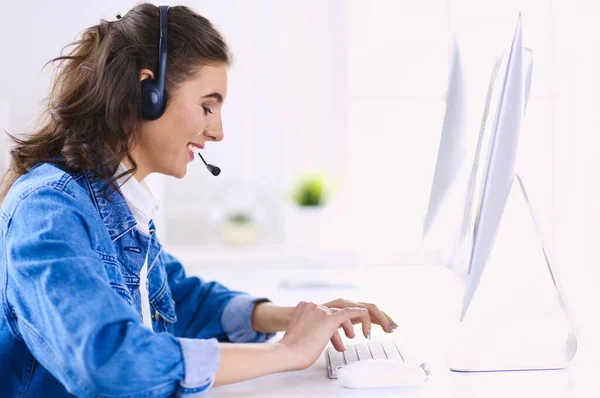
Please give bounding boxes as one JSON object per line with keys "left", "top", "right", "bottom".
{"left": 0, "top": 163, "right": 273, "bottom": 397}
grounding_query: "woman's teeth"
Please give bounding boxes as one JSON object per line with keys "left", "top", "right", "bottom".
{"left": 187, "top": 144, "right": 200, "bottom": 155}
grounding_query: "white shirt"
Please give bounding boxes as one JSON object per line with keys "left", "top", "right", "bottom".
{"left": 114, "top": 163, "right": 159, "bottom": 330}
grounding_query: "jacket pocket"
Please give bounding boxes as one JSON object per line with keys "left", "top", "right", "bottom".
{"left": 96, "top": 250, "right": 138, "bottom": 307}
{"left": 150, "top": 280, "right": 177, "bottom": 333}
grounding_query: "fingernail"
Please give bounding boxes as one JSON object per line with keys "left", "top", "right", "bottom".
{"left": 388, "top": 323, "right": 394, "bottom": 333}
{"left": 367, "top": 328, "right": 371, "bottom": 340}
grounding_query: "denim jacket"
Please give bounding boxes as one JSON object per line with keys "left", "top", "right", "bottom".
{"left": 0, "top": 163, "right": 274, "bottom": 397}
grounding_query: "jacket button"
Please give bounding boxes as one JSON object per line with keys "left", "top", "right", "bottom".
{"left": 153, "top": 311, "right": 160, "bottom": 322}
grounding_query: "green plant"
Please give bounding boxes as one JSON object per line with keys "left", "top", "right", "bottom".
{"left": 227, "top": 212, "right": 253, "bottom": 224}
{"left": 292, "top": 174, "right": 328, "bottom": 207}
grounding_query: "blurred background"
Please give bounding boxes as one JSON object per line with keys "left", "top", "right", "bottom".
{"left": 0, "top": 1, "right": 598, "bottom": 326}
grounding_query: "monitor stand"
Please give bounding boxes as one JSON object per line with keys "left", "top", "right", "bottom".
{"left": 447, "top": 174, "right": 578, "bottom": 372}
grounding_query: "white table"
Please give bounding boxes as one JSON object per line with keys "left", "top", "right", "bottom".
{"left": 206, "top": 265, "right": 598, "bottom": 397}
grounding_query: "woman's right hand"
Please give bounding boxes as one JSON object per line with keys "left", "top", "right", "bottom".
{"left": 277, "top": 301, "right": 368, "bottom": 370}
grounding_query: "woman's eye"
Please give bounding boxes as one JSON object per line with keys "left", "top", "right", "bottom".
{"left": 202, "top": 106, "right": 213, "bottom": 116}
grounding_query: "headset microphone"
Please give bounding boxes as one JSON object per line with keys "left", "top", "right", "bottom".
{"left": 196, "top": 151, "right": 221, "bottom": 176}
{"left": 189, "top": 146, "right": 221, "bottom": 176}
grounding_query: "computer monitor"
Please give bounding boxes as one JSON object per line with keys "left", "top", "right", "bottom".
{"left": 458, "top": 17, "right": 527, "bottom": 321}
{"left": 424, "top": 35, "right": 533, "bottom": 269}
{"left": 422, "top": 34, "right": 467, "bottom": 242}
{"left": 447, "top": 17, "right": 578, "bottom": 373}
{"left": 447, "top": 55, "right": 506, "bottom": 276}
{"left": 449, "top": 49, "right": 533, "bottom": 276}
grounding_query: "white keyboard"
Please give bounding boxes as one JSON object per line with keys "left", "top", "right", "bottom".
{"left": 326, "top": 340, "right": 406, "bottom": 379}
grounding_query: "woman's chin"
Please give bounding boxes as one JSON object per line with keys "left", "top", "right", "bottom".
{"left": 174, "top": 166, "right": 188, "bottom": 179}
{"left": 162, "top": 163, "right": 188, "bottom": 179}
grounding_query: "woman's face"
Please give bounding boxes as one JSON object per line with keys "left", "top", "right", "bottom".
{"left": 132, "top": 64, "right": 227, "bottom": 180}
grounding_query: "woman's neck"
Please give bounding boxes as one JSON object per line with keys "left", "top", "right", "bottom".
{"left": 121, "top": 157, "right": 149, "bottom": 182}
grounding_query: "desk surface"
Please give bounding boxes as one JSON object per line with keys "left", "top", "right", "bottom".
{"left": 208, "top": 266, "right": 598, "bottom": 397}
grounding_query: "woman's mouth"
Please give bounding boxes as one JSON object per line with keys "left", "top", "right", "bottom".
{"left": 186, "top": 143, "right": 205, "bottom": 161}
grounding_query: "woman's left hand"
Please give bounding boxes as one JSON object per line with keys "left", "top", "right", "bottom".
{"left": 321, "top": 298, "right": 398, "bottom": 340}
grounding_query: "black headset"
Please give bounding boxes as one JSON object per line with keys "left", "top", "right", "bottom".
{"left": 138, "top": 5, "right": 222, "bottom": 176}
{"left": 140, "top": 5, "right": 169, "bottom": 120}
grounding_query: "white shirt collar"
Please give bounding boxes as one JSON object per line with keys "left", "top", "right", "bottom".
{"left": 114, "top": 163, "right": 159, "bottom": 234}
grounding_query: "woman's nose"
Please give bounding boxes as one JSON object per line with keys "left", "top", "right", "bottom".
{"left": 204, "top": 128, "right": 224, "bottom": 142}
{"left": 204, "top": 117, "right": 224, "bottom": 142}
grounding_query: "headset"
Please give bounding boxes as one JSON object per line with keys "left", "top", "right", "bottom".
{"left": 138, "top": 5, "right": 221, "bottom": 176}
{"left": 140, "top": 5, "right": 169, "bottom": 120}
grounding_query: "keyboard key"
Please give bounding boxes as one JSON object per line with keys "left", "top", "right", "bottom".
{"left": 393, "top": 342, "right": 413, "bottom": 363}
{"left": 368, "top": 341, "right": 387, "bottom": 359}
{"left": 355, "top": 343, "right": 372, "bottom": 360}
{"left": 343, "top": 345, "right": 359, "bottom": 363}
{"left": 328, "top": 348, "right": 345, "bottom": 367}
{"left": 381, "top": 340, "right": 403, "bottom": 360}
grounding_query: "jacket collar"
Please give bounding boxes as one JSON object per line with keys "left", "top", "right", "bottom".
{"left": 82, "top": 169, "right": 138, "bottom": 241}
{"left": 114, "top": 163, "right": 159, "bottom": 235}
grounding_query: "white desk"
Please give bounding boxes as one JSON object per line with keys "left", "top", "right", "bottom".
{"left": 206, "top": 266, "right": 598, "bottom": 397}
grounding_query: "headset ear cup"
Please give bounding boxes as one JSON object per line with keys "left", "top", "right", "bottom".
{"left": 141, "top": 79, "right": 160, "bottom": 120}
{"left": 141, "top": 6, "right": 169, "bottom": 120}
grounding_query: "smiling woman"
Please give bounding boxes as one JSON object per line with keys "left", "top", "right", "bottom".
{"left": 0, "top": 3, "right": 397, "bottom": 398}
{"left": 0, "top": 3, "right": 231, "bottom": 200}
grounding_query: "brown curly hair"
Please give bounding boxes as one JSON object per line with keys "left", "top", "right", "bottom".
{"left": 0, "top": 3, "right": 231, "bottom": 201}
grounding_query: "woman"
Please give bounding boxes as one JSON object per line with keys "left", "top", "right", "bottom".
{"left": 0, "top": 4, "right": 397, "bottom": 397}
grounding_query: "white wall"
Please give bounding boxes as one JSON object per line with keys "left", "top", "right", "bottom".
{"left": 346, "top": 1, "right": 449, "bottom": 258}
{"left": 157, "top": 0, "right": 348, "bottom": 248}
{"left": 0, "top": 100, "right": 9, "bottom": 176}
{"left": 551, "top": 0, "right": 600, "bottom": 362}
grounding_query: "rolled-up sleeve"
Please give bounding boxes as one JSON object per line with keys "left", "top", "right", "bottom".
{"left": 177, "top": 338, "right": 220, "bottom": 396}
{"left": 221, "top": 295, "right": 275, "bottom": 342}
{"left": 5, "top": 186, "right": 218, "bottom": 397}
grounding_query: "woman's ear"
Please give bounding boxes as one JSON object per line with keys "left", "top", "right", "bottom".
{"left": 139, "top": 68, "right": 155, "bottom": 82}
